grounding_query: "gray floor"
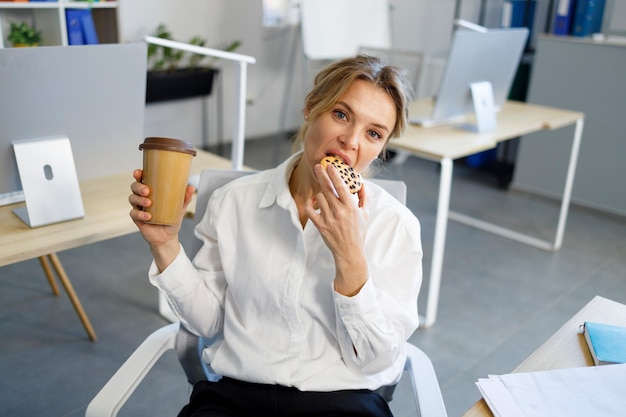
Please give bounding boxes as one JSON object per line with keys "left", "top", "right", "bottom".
{"left": 1, "top": 135, "right": 625, "bottom": 417}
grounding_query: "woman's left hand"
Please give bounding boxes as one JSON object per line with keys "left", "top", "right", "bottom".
{"left": 305, "top": 163, "right": 369, "bottom": 296}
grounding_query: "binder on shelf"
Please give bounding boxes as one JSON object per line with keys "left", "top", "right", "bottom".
{"left": 572, "top": 0, "right": 606, "bottom": 37}
{"left": 66, "top": 9, "right": 85, "bottom": 45}
{"left": 501, "top": 0, "right": 536, "bottom": 49}
{"left": 80, "top": 9, "right": 99, "bottom": 44}
{"left": 553, "top": 0, "right": 576, "bottom": 35}
{"left": 501, "top": 0, "right": 537, "bottom": 29}
{"left": 65, "top": 9, "right": 99, "bottom": 46}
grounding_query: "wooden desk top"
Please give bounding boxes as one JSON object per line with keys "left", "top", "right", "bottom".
{"left": 0, "top": 150, "right": 233, "bottom": 267}
{"left": 389, "top": 100, "right": 584, "bottom": 161}
{"left": 462, "top": 296, "right": 626, "bottom": 417}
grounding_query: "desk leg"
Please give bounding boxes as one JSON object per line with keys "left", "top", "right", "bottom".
{"left": 46, "top": 253, "right": 98, "bottom": 342}
{"left": 421, "top": 157, "right": 453, "bottom": 328}
{"left": 39, "top": 256, "right": 60, "bottom": 296}
{"left": 448, "top": 119, "right": 584, "bottom": 252}
{"left": 553, "top": 118, "right": 584, "bottom": 250}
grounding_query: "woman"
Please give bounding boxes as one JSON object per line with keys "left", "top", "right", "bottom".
{"left": 129, "top": 55, "right": 422, "bottom": 417}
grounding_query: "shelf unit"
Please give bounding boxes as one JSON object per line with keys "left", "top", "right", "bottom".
{"left": 0, "top": 1, "right": 119, "bottom": 48}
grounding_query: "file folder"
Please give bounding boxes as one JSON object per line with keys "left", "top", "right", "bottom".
{"left": 501, "top": 0, "right": 536, "bottom": 49}
{"left": 80, "top": 10, "right": 99, "bottom": 45}
{"left": 501, "top": 0, "right": 537, "bottom": 29}
{"left": 66, "top": 9, "right": 85, "bottom": 45}
{"left": 553, "top": 0, "right": 576, "bottom": 35}
{"left": 65, "top": 9, "right": 99, "bottom": 45}
{"left": 572, "top": 0, "right": 606, "bottom": 37}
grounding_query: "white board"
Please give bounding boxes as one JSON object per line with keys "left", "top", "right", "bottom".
{"left": 300, "top": 0, "right": 391, "bottom": 60}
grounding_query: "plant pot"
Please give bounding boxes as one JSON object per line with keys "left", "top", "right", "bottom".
{"left": 146, "top": 68, "right": 218, "bottom": 103}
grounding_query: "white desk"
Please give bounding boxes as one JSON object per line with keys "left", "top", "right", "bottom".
{"left": 390, "top": 99, "right": 584, "bottom": 328}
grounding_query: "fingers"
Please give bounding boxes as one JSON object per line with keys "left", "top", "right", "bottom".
{"left": 316, "top": 163, "right": 353, "bottom": 201}
{"left": 129, "top": 190, "right": 151, "bottom": 222}
{"left": 357, "top": 183, "right": 366, "bottom": 208}
{"left": 129, "top": 206, "right": 151, "bottom": 223}
{"left": 129, "top": 169, "right": 151, "bottom": 222}
{"left": 181, "top": 185, "right": 196, "bottom": 211}
{"left": 313, "top": 164, "right": 337, "bottom": 198}
{"left": 133, "top": 168, "right": 143, "bottom": 182}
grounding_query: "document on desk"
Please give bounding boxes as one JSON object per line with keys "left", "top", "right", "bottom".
{"left": 476, "top": 363, "right": 626, "bottom": 417}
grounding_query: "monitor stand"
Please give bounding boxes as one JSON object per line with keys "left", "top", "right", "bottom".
{"left": 12, "top": 136, "right": 84, "bottom": 228}
{"left": 458, "top": 81, "right": 497, "bottom": 133}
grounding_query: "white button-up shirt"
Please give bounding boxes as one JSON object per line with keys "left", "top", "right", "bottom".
{"left": 150, "top": 153, "right": 422, "bottom": 391}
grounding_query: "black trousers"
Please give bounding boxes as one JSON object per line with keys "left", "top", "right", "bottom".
{"left": 177, "top": 377, "right": 394, "bottom": 417}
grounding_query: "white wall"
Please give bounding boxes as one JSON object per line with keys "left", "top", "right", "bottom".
{"left": 117, "top": 0, "right": 493, "bottom": 149}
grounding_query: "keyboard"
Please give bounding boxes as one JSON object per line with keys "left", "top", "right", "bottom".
{"left": 0, "top": 190, "right": 25, "bottom": 206}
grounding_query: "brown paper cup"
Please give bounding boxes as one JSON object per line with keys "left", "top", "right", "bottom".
{"left": 139, "top": 137, "right": 197, "bottom": 225}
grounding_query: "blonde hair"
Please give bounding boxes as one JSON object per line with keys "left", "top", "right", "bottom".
{"left": 292, "top": 54, "right": 414, "bottom": 155}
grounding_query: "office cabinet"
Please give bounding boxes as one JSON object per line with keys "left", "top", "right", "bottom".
{"left": 0, "top": 1, "right": 119, "bottom": 48}
{"left": 513, "top": 35, "right": 626, "bottom": 216}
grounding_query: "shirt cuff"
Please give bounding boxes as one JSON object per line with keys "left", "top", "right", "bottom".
{"left": 148, "top": 243, "right": 195, "bottom": 298}
{"left": 332, "top": 278, "right": 378, "bottom": 321}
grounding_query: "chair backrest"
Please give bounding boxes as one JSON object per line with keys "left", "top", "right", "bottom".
{"left": 190, "top": 169, "right": 255, "bottom": 257}
{"left": 370, "top": 178, "right": 406, "bottom": 205}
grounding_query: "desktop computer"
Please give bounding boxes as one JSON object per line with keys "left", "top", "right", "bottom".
{"left": 410, "top": 27, "right": 529, "bottom": 131}
{"left": 0, "top": 43, "right": 147, "bottom": 208}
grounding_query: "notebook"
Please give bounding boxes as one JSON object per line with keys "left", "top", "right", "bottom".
{"left": 582, "top": 321, "right": 626, "bottom": 366}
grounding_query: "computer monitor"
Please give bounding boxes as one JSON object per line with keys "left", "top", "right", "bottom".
{"left": 0, "top": 43, "right": 147, "bottom": 205}
{"left": 411, "top": 27, "right": 529, "bottom": 129}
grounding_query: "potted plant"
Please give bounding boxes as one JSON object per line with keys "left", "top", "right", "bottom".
{"left": 146, "top": 23, "right": 241, "bottom": 103}
{"left": 8, "top": 22, "right": 42, "bottom": 47}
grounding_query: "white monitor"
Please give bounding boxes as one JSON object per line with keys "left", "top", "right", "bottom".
{"left": 411, "top": 27, "right": 529, "bottom": 129}
{"left": 0, "top": 43, "right": 147, "bottom": 205}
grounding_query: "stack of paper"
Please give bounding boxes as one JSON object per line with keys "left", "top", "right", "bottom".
{"left": 476, "top": 363, "right": 626, "bottom": 417}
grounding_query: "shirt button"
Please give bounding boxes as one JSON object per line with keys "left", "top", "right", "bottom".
{"left": 344, "top": 316, "right": 352, "bottom": 323}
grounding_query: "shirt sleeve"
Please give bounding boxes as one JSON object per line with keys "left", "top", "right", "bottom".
{"left": 332, "top": 207, "right": 422, "bottom": 375}
{"left": 149, "top": 224, "right": 227, "bottom": 340}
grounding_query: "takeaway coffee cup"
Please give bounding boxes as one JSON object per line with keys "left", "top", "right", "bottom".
{"left": 138, "top": 137, "right": 197, "bottom": 225}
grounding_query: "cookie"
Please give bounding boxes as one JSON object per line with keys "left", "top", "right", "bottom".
{"left": 320, "top": 156, "right": 363, "bottom": 194}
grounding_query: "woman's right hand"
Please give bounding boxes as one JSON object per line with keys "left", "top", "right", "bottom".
{"left": 129, "top": 169, "right": 194, "bottom": 272}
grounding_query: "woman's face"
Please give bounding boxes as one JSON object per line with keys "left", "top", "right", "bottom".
{"left": 302, "top": 79, "right": 396, "bottom": 176}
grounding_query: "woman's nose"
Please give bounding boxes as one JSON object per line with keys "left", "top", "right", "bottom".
{"left": 339, "top": 129, "right": 359, "bottom": 149}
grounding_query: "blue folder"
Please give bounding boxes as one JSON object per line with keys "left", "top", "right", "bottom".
{"left": 553, "top": 0, "right": 576, "bottom": 35}
{"left": 65, "top": 9, "right": 99, "bottom": 45}
{"left": 501, "top": 0, "right": 536, "bottom": 49}
{"left": 502, "top": 0, "right": 537, "bottom": 29}
{"left": 65, "top": 10, "right": 85, "bottom": 45}
{"left": 572, "top": 0, "right": 606, "bottom": 37}
{"left": 80, "top": 10, "right": 99, "bottom": 45}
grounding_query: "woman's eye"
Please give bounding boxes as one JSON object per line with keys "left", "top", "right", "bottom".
{"left": 334, "top": 110, "right": 347, "bottom": 121}
{"left": 368, "top": 130, "right": 383, "bottom": 140}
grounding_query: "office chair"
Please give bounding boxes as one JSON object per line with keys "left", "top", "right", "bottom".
{"left": 85, "top": 169, "right": 448, "bottom": 417}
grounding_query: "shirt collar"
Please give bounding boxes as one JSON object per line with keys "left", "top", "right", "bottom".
{"left": 259, "top": 151, "right": 303, "bottom": 209}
